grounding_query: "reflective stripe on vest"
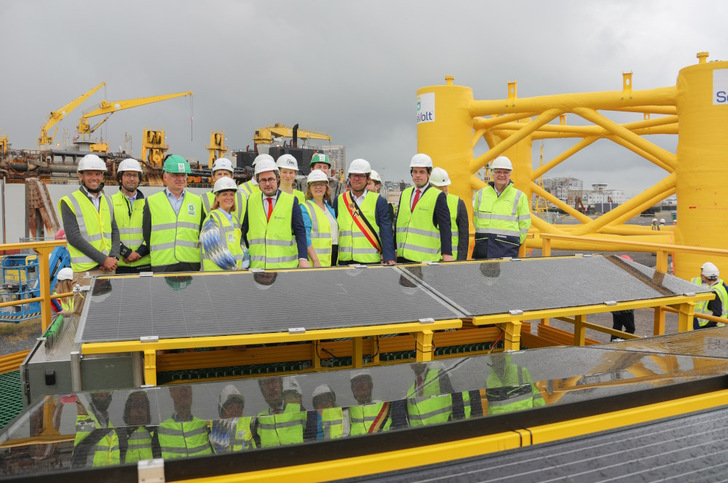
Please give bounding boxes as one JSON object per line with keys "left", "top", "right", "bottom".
{"left": 239, "top": 181, "right": 260, "bottom": 198}
{"left": 256, "top": 404, "right": 306, "bottom": 447}
{"left": 111, "top": 191, "right": 150, "bottom": 268}
{"left": 445, "top": 193, "right": 460, "bottom": 260}
{"left": 396, "top": 187, "right": 441, "bottom": 262}
{"left": 303, "top": 200, "right": 333, "bottom": 266}
{"left": 157, "top": 418, "right": 212, "bottom": 459}
{"left": 486, "top": 362, "right": 544, "bottom": 415}
{"left": 473, "top": 183, "right": 531, "bottom": 242}
{"left": 147, "top": 191, "right": 202, "bottom": 267}
{"left": 337, "top": 192, "right": 381, "bottom": 263}
{"left": 406, "top": 369, "right": 453, "bottom": 427}
{"left": 692, "top": 277, "right": 728, "bottom": 324}
{"left": 203, "top": 191, "right": 245, "bottom": 229}
{"left": 58, "top": 191, "right": 113, "bottom": 272}
{"left": 247, "top": 192, "right": 298, "bottom": 269}
{"left": 201, "top": 210, "right": 243, "bottom": 271}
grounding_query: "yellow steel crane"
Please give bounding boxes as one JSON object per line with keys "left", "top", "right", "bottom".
{"left": 76, "top": 91, "right": 193, "bottom": 151}
{"left": 253, "top": 123, "right": 331, "bottom": 148}
{"left": 207, "top": 130, "right": 228, "bottom": 167}
{"left": 37, "top": 82, "right": 106, "bottom": 146}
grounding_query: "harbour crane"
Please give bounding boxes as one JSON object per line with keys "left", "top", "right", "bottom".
{"left": 253, "top": 123, "right": 331, "bottom": 149}
{"left": 37, "top": 82, "right": 106, "bottom": 146}
{"left": 76, "top": 91, "right": 193, "bottom": 136}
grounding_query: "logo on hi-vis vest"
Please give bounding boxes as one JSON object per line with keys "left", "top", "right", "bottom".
{"left": 187, "top": 204, "right": 196, "bottom": 216}
{"left": 227, "top": 232, "right": 235, "bottom": 243}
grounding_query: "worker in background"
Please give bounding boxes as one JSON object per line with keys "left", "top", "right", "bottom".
{"left": 112, "top": 158, "right": 150, "bottom": 274}
{"left": 335, "top": 159, "right": 396, "bottom": 265}
{"left": 53, "top": 267, "right": 75, "bottom": 317}
{"left": 241, "top": 158, "right": 310, "bottom": 269}
{"left": 485, "top": 353, "right": 545, "bottom": 415}
{"left": 58, "top": 154, "right": 120, "bottom": 315}
{"left": 429, "top": 167, "right": 469, "bottom": 261}
{"left": 306, "top": 152, "right": 346, "bottom": 207}
{"left": 210, "top": 385, "right": 255, "bottom": 453}
{"left": 659, "top": 218, "right": 666, "bottom": 228}
{"left": 72, "top": 391, "right": 119, "bottom": 467}
{"left": 312, "top": 384, "right": 347, "bottom": 440}
{"left": 301, "top": 170, "right": 338, "bottom": 267}
{"left": 239, "top": 154, "right": 271, "bottom": 197}
{"left": 691, "top": 262, "right": 727, "bottom": 329}
{"left": 651, "top": 218, "right": 659, "bottom": 230}
{"left": 253, "top": 376, "right": 313, "bottom": 447}
{"left": 276, "top": 154, "right": 305, "bottom": 203}
{"left": 349, "top": 370, "right": 405, "bottom": 436}
{"left": 406, "top": 362, "right": 470, "bottom": 427}
{"left": 202, "top": 157, "right": 246, "bottom": 227}
{"left": 282, "top": 376, "right": 304, "bottom": 405}
{"left": 118, "top": 391, "right": 160, "bottom": 464}
{"left": 200, "top": 177, "right": 248, "bottom": 271}
{"left": 395, "top": 154, "right": 452, "bottom": 263}
{"left": 472, "top": 156, "right": 531, "bottom": 259}
{"left": 611, "top": 255, "right": 637, "bottom": 341}
{"left": 142, "top": 155, "right": 204, "bottom": 272}
{"left": 157, "top": 385, "right": 212, "bottom": 459}
{"left": 367, "top": 170, "right": 382, "bottom": 193}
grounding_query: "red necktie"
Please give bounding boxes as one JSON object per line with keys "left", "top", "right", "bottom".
{"left": 266, "top": 197, "right": 274, "bottom": 221}
{"left": 411, "top": 189, "right": 421, "bottom": 211}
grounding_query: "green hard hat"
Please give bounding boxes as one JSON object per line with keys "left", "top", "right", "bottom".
{"left": 163, "top": 155, "right": 191, "bottom": 174}
{"left": 310, "top": 153, "right": 331, "bottom": 167}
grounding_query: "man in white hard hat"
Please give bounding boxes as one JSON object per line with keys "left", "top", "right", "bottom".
{"left": 335, "top": 158, "right": 396, "bottom": 265}
{"left": 472, "top": 156, "right": 531, "bottom": 259}
{"left": 367, "top": 170, "right": 382, "bottom": 193}
{"left": 239, "top": 154, "right": 271, "bottom": 197}
{"left": 395, "top": 154, "right": 452, "bottom": 263}
{"left": 112, "top": 158, "right": 150, "bottom": 273}
{"left": 349, "top": 370, "right": 404, "bottom": 435}
{"left": 253, "top": 376, "right": 313, "bottom": 447}
{"left": 202, "top": 157, "right": 246, "bottom": 227}
{"left": 651, "top": 218, "right": 659, "bottom": 230}
{"left": 241, "top": 158, "right": 310, "bottom": 269}
{"left": 312, "top": 384, "right": 347, "bottom": 440}
{"left": 430, "top": 167, "right": 469, "bottom": 261}
{"left": 691, "top": 262, "right": 727, "bottom": 329}
{"left": 58, "top": 154, "right": 120, "bottom": 314}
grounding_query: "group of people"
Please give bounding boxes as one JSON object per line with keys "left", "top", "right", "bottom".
{"left": 58, "top": 151, "right": 532, "bottom": 308}
{"left": 72, "top": 358, "right": 543, "bottom": 467}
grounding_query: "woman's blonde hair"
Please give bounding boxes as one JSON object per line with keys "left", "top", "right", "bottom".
{"left": 212, "top": 191, "right": 237, "bottom": 212}
{"left": 305, "top": 182, "right": 331, "bottom": 201}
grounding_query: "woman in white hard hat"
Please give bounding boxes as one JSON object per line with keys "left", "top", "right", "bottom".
{"left": 53, "top": 267, "right": 75, "bottom": 316}
{"left": 301, "top": 169, "right": 339, "bottom": 267}
{"left": 200, "top": 177, "right": 249, "bottom": 271}
{"left": 276, "top": 154, "right": 305, "bottom": 203}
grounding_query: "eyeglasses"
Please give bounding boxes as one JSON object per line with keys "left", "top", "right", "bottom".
{"left": 258, "top": 177, "right": 277, "bottom": 184}
{"left": 349, "top": 173, "right": 367, "bottom": 179}
{"left": 493, "top": 170, "right": 511, "bottom": 176}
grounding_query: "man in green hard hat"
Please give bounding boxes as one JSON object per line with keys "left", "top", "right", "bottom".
{"left": 301, "top": 153, "right": 345, "bottom": 207}
{"left": 142, "top": 155, "right": 205, "bottom": 272}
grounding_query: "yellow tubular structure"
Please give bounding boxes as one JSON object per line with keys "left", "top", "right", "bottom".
{"left": 418, "top": 54, "right": 728, "bottom": 280}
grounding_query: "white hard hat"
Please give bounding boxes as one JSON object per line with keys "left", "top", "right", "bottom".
{"left": 213, "top": 176, "right": 237, "bottom": 194}
{"left": 659, "top": 218, "right": 665, "bottom": 224}
{"left": 307, "top": 169, "right": 329, "bottom": 184}
{"left": 254, "top": 158, "right": 279, "bottom": 176}
{"left": 701, "top": 262, "right": 720, "bottom": 279}
{"left": 369, "top": 170, "right": 382, "bottom": 183}
{"left": 282, "top": 376, "right": 302, "bottom": 395}
{"left": 348, "top": 159, "right": 371, "bottom": 175}
{"left": 252, "top": 154, "right": 275, "bottom": 167}
{"left": 312, "top": 384, "right": 335, "bottom": 399}
{"left": 429, "top": 167, "right": 451, "bottom": 187}
{"left": 117, "top": 158, "right": 143, "bottom": 173}
{"left": 409, "top": 153, "right": 433, "bottom": 168}
{"left": 219, "top": 384, "right": 244, "bottom": 408}
{"left": 350, "top": 369, "right": 372, "bottom": 382}
{"left": 77, "top": 154, "right": 107, "bottom": 172}
{"left": 57, "top": 267, "right": 73, "bottom": 281}
{"left": 491, "top": 156, "right": 513, "bottom": 171}
{"left": 652, "top": 218, "right": 658, "bottom": 223}
{"left": 212, "top": 157, "right": 234, "bottom": 173}
{"left": 276, "top": 154, "right": 299, "bottom": 171}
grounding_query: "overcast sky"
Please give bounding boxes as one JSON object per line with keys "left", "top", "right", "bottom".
{"left": 2, "top": 1, "right": 726, "bottom": 197}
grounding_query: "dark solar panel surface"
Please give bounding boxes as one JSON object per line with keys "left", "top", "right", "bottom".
{"left": 77, "top": 266, "right": 463, "bottom": 343}
{"left": 402, "top": 256, "right": 708, "bottom": 316}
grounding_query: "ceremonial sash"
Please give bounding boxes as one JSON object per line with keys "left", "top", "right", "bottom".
{"left": 343, "top": 192, "right": 382, "bottom": 254}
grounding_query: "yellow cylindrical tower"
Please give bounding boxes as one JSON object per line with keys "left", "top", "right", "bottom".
{"left": 416, "top": 77, "right": 474, "bottom": 210}
{"left": 674, "top": 53, "right": 728, "bottom": 279}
